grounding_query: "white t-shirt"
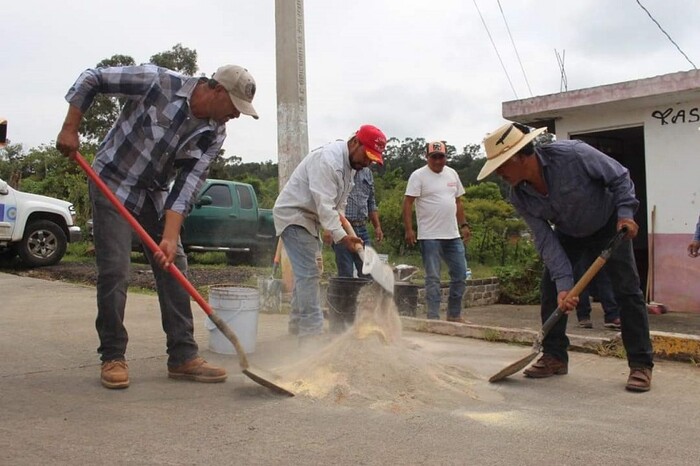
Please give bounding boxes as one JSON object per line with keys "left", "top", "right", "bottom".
{"left": 405, "top": 165, "right": 465, "bottom": 240}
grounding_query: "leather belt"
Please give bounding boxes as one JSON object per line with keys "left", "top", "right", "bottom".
{"left": 348, "top": 219, "right": 367, "bottom": 227}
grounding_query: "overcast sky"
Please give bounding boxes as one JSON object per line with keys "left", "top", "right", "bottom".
{"left": 3, "top": 0, "right": 699, "bottom": 163}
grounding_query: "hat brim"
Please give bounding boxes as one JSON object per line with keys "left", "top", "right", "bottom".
{"left": 228, "top": 93, "right": 259, "bottom": 120}
{"left": 477, "top": 127, "right": 546, "bottom": 181}
{"left": 365, "top": 149, "right": 384, "bottom": 165}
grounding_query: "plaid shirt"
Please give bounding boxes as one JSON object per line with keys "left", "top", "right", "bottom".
{"left": 345, "top": 167, "right": 377, "bottom": 224}
{"left": 65, "top": 65, "right": 226, "bottom": 216}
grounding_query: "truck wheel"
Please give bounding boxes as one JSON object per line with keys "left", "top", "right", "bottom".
{"left": 17, "top": 220, "right": 67, "bottom": 267}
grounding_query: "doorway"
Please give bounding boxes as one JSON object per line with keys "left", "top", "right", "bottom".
{"left": 570, "top": 126, "right": 648, "bottom": 292}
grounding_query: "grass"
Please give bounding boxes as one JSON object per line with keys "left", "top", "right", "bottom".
{"left": 66, "top": 240, "right": 499, "bottom": 284}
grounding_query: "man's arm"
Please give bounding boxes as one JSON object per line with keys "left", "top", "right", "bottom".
{"left": 366, "top": 173, "right": 383, "bottom": 242}
{"left": 689, "top": 215, "right": 700, "bottom": 258}
{"left": 455, "top": 196, "right": 471, "bottom": 242}
{"left": 56, "top": 105, "right": 84, "bottom": 158}
{"left": 403, "top": 196, "right": 417, "bottom": 245}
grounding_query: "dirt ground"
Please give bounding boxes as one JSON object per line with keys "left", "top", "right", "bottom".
{"left": 0, "top": 258, "right": 257, "bottom": 293}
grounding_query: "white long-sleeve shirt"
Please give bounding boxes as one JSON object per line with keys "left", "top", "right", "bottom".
{"left": 273, "top": 140, "right": 355, "bottom": 243}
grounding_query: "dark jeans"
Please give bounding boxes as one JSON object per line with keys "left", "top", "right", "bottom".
{"left": 90, "top": 182, "right": 198, "bottom": 367}
{"left": 575, "top": 254, "right": 620, "bottom": 322}
{"left": 540, "top": 216, "right": 653, "bottom": 369}
{"left": 332, "top": 224, "right": 370, "bottom": 278}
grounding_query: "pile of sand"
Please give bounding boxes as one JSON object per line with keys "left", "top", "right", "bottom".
{"left": 278, "top": 287, "right": 479, "bottom": 411}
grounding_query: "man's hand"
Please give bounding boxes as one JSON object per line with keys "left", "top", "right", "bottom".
{"left": 340, "top": 234, "right": 363, "bottom": 253}
{"left": 460, "top": 224, "right": 471, "bottom": 244}
{"left": 405, "top": 228, "right": 416, "bottom": 246}
{"left": 56, "top": 128, "right": 80, "bottom": 159}
{"left": 617, "top": 218, "right": 638, "bottom": 240}
{"left": 374, "top": 226, "right": 384, "bottom": 244}
{"left": 154, "top": 237, "right": 178, "bottom": 269}
{"left": 688, "top": 240, "right": 700, "bottom": 258}
{"left": 56, "top": 106, "right": 83, "bottom": 159}
{"left": 557, "top": 290, "right": 579, "bottom": 313}
{"left": 322, "top": 230, "right": 333, "bottom": 246}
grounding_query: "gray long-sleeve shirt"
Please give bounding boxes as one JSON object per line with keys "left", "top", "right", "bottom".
{"left": 509, "top": 140, "right": 639, "bottom": 292}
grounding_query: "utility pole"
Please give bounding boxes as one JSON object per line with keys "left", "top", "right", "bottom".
{"left": 275, "top": 0, "right": 309, "bottom": 189}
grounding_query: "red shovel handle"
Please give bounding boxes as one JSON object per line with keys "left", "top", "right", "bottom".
{"left": 73, "top": 153, "right": 214, "bottom": 318}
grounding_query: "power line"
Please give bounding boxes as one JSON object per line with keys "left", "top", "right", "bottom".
{"left": 497, "top": 0, "right": 533, "bottom": 97}
{"left": 635, "top": 0, "right": 696, "bottom": 69}
{"left": 472, "top": 0, "right": 518, "bottom": 99}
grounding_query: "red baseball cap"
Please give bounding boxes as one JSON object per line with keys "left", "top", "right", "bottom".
{"left": 355, "top": 124, "right": 387, "bottom": 165}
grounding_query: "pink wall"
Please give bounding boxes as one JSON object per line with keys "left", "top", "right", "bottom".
{"left": 652, "top": 234, "right": 700, "bottom": 313}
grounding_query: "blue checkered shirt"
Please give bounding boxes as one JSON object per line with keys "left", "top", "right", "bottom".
{"left": 65, "top": 65, "right": 226, "bottom": 216}
{"left": 345, "top": 167, "right": 377, "bottom": 225}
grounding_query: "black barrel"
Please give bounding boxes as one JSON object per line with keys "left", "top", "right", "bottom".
{"left": 326, "top": 277, "right": 372, "bottom": 332}
{"left": 393, "top": 283, "right": 420, "bottom": 317}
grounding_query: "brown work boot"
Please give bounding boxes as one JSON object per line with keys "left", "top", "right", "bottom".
{"left": 446, "top": 315, "right": 471, "bottom": 324}
{"left": 625, "top": 367, "right": 652, "bottom": 392}
{"left": 523, "top": 354, "right": 568, "bottom": 378}
{"left": 101, "top": 360, "right": 129, "bottom": 389}
{"left": 168, "top": 357, "right": 227, "bottom": 383}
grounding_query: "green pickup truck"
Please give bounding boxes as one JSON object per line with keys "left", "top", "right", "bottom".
{"left": 182, "top": 179, "right": 276, "bottom": 265}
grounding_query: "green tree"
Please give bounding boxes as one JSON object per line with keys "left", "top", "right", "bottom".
{"left": 149, "top": 43, "right": 198, "bottom": 75}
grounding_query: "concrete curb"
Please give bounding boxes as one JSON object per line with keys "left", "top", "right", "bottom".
{"left": 400, "top": 317, "right": 700, "bottom": 363}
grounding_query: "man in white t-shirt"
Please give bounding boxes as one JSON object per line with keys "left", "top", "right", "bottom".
{"left": 402, "top": 141, "right": 471, "bottom": 322}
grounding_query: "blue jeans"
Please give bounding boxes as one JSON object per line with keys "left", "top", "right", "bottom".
{"left": 281, "top": 225, "right": 324, "bottom": 336}
{"left": 540, "top": 216, "right": 653, "bottom": 368}
{"left": 419, "top": 238, "right": 467, "bottom": 319}
{"left": 333, "top": 225, "right": 370, "bottom": 278}
{"left": 89, "top": 182, "right": 198, "bottom": 367}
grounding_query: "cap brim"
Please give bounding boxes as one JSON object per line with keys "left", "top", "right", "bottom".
{"left": 365, "top": 149, "right": 384, "bottom": 165}
{"left": 477, "top": 127, "right": 546, "bottom": 180}
{"left": 229, "top": 93, "right": 259, "bottom": 120}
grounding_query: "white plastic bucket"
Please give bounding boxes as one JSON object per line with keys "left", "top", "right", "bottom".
{"left": 205, "top": 287, "right": 259, "bottom": 355}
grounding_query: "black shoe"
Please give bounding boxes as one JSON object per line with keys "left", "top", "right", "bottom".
{"left": 604, "top": 318, "right": 621, "bottom": 330}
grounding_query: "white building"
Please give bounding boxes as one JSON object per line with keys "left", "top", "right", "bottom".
{"left": 502, "top": 69, "right": 700, "bottom": 313}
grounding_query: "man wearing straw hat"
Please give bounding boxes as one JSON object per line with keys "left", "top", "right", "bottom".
{"left": 478, "top": 122, "right": 653, "bottom": 392}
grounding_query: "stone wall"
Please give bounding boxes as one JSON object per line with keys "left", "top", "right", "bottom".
{"left": 417, "top": 277, "right": 500, "bottom": 310}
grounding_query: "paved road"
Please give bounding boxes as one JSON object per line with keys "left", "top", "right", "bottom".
{"left": 1, "top": 273, "right": 699, "bottom": 465}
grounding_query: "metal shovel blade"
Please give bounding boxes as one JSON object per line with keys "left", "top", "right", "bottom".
{"left": 361, "top": 246, "right": 395, "bottom": 294}
{"left": 488, "top": 349, "right": 539, "bottom": 383}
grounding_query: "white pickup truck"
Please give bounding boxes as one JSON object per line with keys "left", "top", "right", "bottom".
{"left": 0, "top": 177, "right": 82, "bottom": 267}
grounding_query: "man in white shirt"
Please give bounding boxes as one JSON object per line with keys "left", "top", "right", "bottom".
{"left": 403, "top": 141, "right": 471, "bottom": 323}
{"left": 273, "top": 125, "right": 387, "bottom": 340}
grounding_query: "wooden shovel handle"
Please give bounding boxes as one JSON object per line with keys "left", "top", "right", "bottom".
{"left": 339, "top": 214, "right": 364, "bottom": 254}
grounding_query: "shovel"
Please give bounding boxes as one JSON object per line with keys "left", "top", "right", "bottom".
{"left": 261, "top": 238, "right": 284, "bottom": 312}
{"left": 73, "top": 152, "right": 293, "bottom": 397}
{"left": 489, "top": 228, "right": 627, "bottom": 383}
{"left": 339, "top": 215, "right": 395, "bottom": 294}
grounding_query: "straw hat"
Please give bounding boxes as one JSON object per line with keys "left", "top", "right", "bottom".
{"left": 477, "top": 123, "right": 547, "bottom": 180}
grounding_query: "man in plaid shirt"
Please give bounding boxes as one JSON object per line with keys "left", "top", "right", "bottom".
{"left": 56, "top": 63, "right": 258, "bottom": 389}
{"left": 331, "top": 167, "right": 383, "bottom": 277}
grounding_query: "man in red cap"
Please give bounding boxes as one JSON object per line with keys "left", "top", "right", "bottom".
{"left": 273, "top": 125, "right": 386, "bottom": 341}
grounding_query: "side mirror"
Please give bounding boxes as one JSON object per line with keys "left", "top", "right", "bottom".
{"left": 196, "top": 195, "right": 213, "bottom": 207}
{"left": 0, "top": 178, "right": 8, "bottom": 195}
{"left": 0, "top": 119, "right": 7, "bottom": 148}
